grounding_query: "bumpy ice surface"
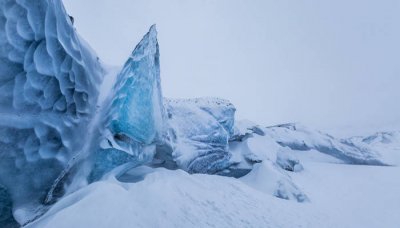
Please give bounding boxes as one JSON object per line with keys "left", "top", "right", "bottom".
{"left": 0, "top": 0, "right": 103, "bottom": 225}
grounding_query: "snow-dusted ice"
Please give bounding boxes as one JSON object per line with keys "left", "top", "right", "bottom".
{"left": 163, "top": 98, "right": 235, "bottom": 174}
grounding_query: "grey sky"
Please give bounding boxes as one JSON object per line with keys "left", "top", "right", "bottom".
{"left": 63, "top": 0, "right": 400, "bottom": 137}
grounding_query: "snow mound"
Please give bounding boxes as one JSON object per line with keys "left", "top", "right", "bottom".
{"left": 28, "top": 167, "right": 324, "bottom": 228}
{"left": 242, "top": 162, "right": 308, "bottom": 202}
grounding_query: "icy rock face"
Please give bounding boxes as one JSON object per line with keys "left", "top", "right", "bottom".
{"left": 264, "top": 123, "right": 385, "bottom": 165}
{"left": 164, "top": 98, "right": 236, "bottom": 174}
{"left": 90, "top": 25, "right": 165, "bottom": 181}
{"left": 0, "top": 0, "right": 103, "bottom": 224}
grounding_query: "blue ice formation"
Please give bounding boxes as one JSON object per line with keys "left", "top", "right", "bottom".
{"left": 90, "top": 25, "right": 165, "bottom": 181}
{"left": 164, "top": 98, "right": 236, "bottom": 174}
{"left": 0, "top": 0, "right": 103, "bottom": 224}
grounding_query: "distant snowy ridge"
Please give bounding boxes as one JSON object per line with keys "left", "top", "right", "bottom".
{"left": 261, "top": 123, "right": 385, "bottom": 166}
{"left": 347, "top": 131, "right": 400, "bottom": 166}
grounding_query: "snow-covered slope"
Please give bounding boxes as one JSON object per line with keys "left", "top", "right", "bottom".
{"left": 28, "top": 162, "right": 400, "bottom": 228}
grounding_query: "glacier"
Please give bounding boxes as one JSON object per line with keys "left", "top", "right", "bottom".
{"left": 0, "top": 0, "right": 394, "bottom": 227}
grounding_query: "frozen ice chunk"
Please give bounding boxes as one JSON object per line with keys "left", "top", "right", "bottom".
{"left": 164, "top": 98, "right": 235, "bottom": 174}
{"left": 105, "top": 25, "right": 164, "bottom": 145}
{"left": 0, "top": 0, "right": 103, "bottom": 225}
{"left": 90, "top": 25, "right": 165, "bottom": 181}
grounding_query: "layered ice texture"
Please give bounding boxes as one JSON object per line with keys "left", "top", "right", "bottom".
{"left": 90, "top": 25, "right": 165, "bottom": 182}
{"left": 0, "top": 0, "right": 103, "bottom": 225}
{"left": 105, "top": 25, "right": 164, "bottom": 145}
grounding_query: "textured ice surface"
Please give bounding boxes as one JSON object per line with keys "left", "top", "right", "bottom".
{"left": 90, "top": 25, "right": 165, "bottom": 181}
{"left": 106, "top": 25, "right": 164, "bottom": 145}
{"left": 0, "top": 0, "right": 103, "bottom": 225}
{"left": 164, "top": 98, "right": 236, "bottom": 174}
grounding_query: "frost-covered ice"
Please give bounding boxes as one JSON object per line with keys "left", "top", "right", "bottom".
{"left": 163, "top": 98, "right": 236, "bottom": 174}
{"left": 0, "top": 0, "right": 102, "bottom": 225}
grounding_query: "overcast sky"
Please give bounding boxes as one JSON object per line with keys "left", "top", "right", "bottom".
{"left": 63, "top": 0, "right": 400, "bottom": 137}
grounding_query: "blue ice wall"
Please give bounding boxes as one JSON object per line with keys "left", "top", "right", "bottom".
{"left": 0, "top": 0, "right": 103, "bottom": 224}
